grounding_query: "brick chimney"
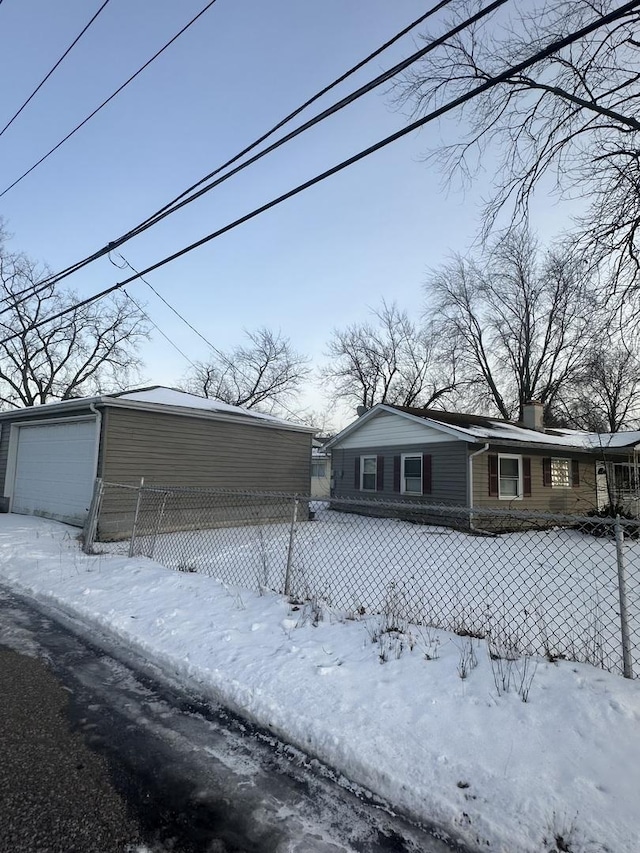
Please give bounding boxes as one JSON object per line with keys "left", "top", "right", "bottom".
{"left": 522, "top": 400, "right": 544, "bottom": 432}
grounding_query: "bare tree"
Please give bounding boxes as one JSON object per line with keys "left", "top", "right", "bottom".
{"left": 182, "top": 328, "right": 309, "bottom": 412}
{"left": 0, "top": 250, "right": 147, "bottom": 409}
{"left": 552, "top": 335, "right": 640, "bottom": 431}
{"left": 323, "top": 300, "right": 457, "bottom": 410}
{"left": 397, "top": 1, "right": 640, "bottom": 286}
{"left": 426, "top": 229, "right": 605, "bottom": 421}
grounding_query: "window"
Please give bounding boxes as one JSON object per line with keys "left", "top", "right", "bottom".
{"left": 361, "top": 455, "right": 377, "bottom": 491}
{"left": 550, "top": 458, "right": 570, "bottom": 488}
{"left": 311, "top": 462, "right": 326, "bottom": 478}
{"left": 498, "top": 454, "right": 522, "bottom": 499}
{"left": 612, "top": 463, "right": 640, "bottom": 495}
{"left": 401, "top": 454, "right": 422, "bottom": 494}
{"left": 543, "top": 457, "right": 580, "bottom": 488}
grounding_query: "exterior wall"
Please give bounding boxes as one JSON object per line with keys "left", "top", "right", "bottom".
{"left": 331, "top": 441, "right": 468, "bottom": 505}
{"left": 101, "top": 406, "right": 311, "bottom": 489}
{"left": 336, "top": 410, "right": 454, "bottom": 448}
{"left": 472, "top": 447, "right": 598, "bottom": 514}
{"left": 98, "top": 406, "right": 312, "bottom": 539}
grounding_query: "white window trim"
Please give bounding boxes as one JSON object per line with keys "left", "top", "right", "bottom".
{"left": 550, "top": 457, "right": 571, "bottom": 489}
{"left": 400, "top": 453, "right": 422, "bottom": 495}
{"left": 498, "top": 453, "right": 523, "bottom": 501}
{"left": 360, "top": 455, "right": 377, "bottom": 492}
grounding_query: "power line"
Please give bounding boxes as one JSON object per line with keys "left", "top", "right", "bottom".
{"left": 0, "top": 0, "right": 112, "bottom": 139}
{"left": 118, "top": 252, "right": 310, "bottom": 425}
{"left": 122, "top": 287, "right": 198, "bottom": 369}
{"left": 0, "top": 0, "right": 636, "bottom": 347}
{"left": 116, "top": 253, "right": 217, "bottom": 353}
{"left": 2, "top": 0, "right": 495, "bottom": 308}
{"left": 0, "top": 0, "right": 219, "bottom": 199}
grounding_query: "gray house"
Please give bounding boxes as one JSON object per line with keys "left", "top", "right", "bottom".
{"left": 327, "top": 402, "right": 640, "bottom": 517}
{"left": 0, "top": 387, "right": 314, "bottom": 531}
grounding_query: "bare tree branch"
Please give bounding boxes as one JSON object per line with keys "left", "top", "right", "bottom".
{"left": 181, "top": 328, "right": 310, "bottom": 414}
{"left": 0, "top": 243, "right": 148, "bottom": 408}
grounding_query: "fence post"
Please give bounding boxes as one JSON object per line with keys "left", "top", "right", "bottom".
{"left": 614, "top": 514, "right": 634, "bottom": 679}
{"left": 128, "top": 477, "right": 145, "bottom": 559}
{"left": 82, "top": 478, "right": 104, "bottom": 554}
{"left": 284, "top": 495, "right": 299, "bottom": 598}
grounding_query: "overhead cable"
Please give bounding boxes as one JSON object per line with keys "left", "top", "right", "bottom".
{"left": 0, "top": 0, "right": 219, "bottom": 198}
{"left": 0, "top": 0, "right": 112, "bottom": 139}
{"left": 0, "top": 0, "right": 636, "bottom": 346}
{"left": 2, "top": 0, "right": 496, "bottom": 306}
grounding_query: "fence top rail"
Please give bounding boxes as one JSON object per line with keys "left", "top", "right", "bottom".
{"left": 100, "top": 482, "right": 640, "bottom": 529}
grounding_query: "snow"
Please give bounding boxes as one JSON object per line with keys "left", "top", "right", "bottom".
{"left": 5, "top": 386, "right": 311, "bottom": 430}
{"left": 114, "top": 387, "right": 305, "bottom": 427}
{"left": 331, "top": 404, "right": 640, "bottom": 452}
{"left": 0, "top": 514, "right": 639, "bottom": 853}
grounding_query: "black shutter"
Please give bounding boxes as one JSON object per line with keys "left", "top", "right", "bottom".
{"left": 354, "top": 457, "right": 361, "bottom": 490}
{"left": 422, "top": 454, "right": 432, "bottom": 494}
{"left": 543, "top": 458, "right": 552, "bottom": 487}
{"left": 523, "top": 457, "right": 532, "bottom": 497}
{"left": 571, "top": 459, "right": 580, "bottom": 488}
{"left": 488, "top": 454, "right": 498, "bottom": 496}
{"left": 393, "top": 455, "right": 401, "bottom": 492}
{"left": 376, "top": 455, "right": 384, "bottom": 492}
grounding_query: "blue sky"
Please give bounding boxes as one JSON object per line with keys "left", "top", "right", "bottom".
{"left": 0, "top": 0, "right": 567, "bottom": 427}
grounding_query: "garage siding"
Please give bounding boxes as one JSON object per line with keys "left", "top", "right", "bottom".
{"left": 101, "top": 407, "right": 312, "bottom": 491}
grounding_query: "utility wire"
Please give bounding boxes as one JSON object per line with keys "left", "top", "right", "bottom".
{"left": 122, "top": 286, "right": 198, "bottom": 369}
{"left": 116, "top": 253, "right": 217, "bottom": 353}
{"left": 0, "top": 0, "right": 219, "bottom": 199}
{"left": 118, "top": 253, "right": 316, "bottom": 427}
{"left": 0, "top": 0, "right": 636, "bottom": 347}
{"left": 1, "top": 0, "right": 495, "bottom": 307}
{"left": 0, "top": 0, "right": 112, "bottom": 139}
{"left": 118, "top": 252, "right": 310, "bottom": 425}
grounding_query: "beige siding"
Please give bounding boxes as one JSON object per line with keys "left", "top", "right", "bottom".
{"left": 472, "top": 449, "right": 598, "bottom": 514}
{"left": 101, "top": 407, "right": 311, "bottom": 490}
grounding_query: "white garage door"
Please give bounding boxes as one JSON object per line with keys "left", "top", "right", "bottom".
{"left": 12, "top": 419, "right": 98, "bottom": 526}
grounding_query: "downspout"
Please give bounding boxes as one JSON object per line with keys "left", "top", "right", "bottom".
{"left": 468, "top": 443, "right": 490, "bottom": 531}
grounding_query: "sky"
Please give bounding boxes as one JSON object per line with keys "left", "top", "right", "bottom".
{"left": 1, "top": 512, "right": 639, "bottom": 852}
{"left": 0, "top": 0, "right": 567, "bottom": 428}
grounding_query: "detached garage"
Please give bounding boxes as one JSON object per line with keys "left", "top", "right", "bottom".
{"left": 0, "top": 387, "right": 313, "bottom": 528}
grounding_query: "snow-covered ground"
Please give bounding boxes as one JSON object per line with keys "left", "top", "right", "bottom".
{"left": 1, "top": 514, "right": 639, "bottom": 853}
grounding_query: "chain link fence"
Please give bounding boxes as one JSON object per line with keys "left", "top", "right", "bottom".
{"left": 84, "top": 481, "right": 640, "bottom": 678}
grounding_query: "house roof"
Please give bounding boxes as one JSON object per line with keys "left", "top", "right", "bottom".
{"left": 327, "top": 403, "right": 640, "bottom": 454}
{"left": 0, "top": 386, "right": 315, "bottom": 433}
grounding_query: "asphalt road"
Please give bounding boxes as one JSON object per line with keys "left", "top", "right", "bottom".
{"left": 0, "top": 587, "right": 470, "bottom": 853}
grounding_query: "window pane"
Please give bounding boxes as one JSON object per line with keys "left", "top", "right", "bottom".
{"left": 551, "top": 458, "right": 570, "bottom": 488}
{"left": 362, "top": 456, "right": 376, "bottom": 490}
{"left": 499, "top": 478, "right": 519, "bottom": 497}
{"left": 499, "top": 456, "right": 520, "bottom": 498}
{"left": 500, "top": 458, "right": 519, "bottom": 478}
{"left": 404, "top": 457, "right": 421, "bottom": 477}
{"left": 311, "top": 463, "right": 326, "bottom": 478}
{"left": 405, "top": 477, "right": 422, "bottom": 493}
{"left": 363, "top": 457, "right": 377, "bottom": 474}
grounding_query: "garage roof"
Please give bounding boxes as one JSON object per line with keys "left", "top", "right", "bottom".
{"left": 0, "top": 386, "right": 314, "bottom": 433}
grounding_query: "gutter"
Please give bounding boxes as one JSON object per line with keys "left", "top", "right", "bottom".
{"left": 468, "top": 443, "right": 489, "bottom": 530}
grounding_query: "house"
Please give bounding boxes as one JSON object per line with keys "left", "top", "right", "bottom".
{"left": 311, "top": 436, "right": 332, "bottom": 499}
{"left": 326, "top": 401, "right": 640, "bottom": 520}
{"left": 0, "top": 386, "right": 314, "bottom": 535}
